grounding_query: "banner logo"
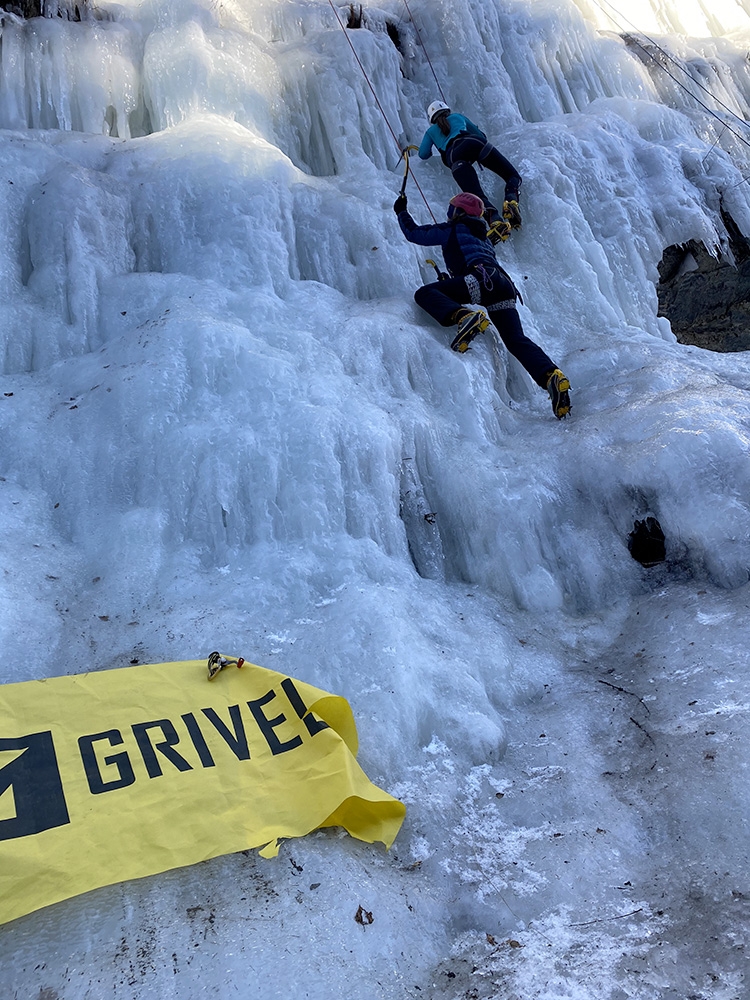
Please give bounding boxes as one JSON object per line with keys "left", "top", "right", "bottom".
{"left": 0, "top": 658, "right": 405, "bottom": 926}
{"left": 0, "top": 732, "right": 70, "bottom": 841}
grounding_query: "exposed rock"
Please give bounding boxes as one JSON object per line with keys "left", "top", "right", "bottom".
{"left": 0, "top": 1, "right": 85, "bottom": 18}
{"left": 657, "top": 210, "right": 750, "bottom": 352}
{"left": 628, "top": 517, "right": 666, "bottom": 567}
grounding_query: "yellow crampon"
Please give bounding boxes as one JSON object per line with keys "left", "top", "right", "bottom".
{"left": 450, "top": 310, "right": 491, "bottom": 353}
{"left": 545, "top": 369, "right": 571, "bottom": 419}
{"left": 503, "top": 199, "right": 522, "bottom": 229}
{"left": 487, "top": 219, "right": 512, "bottom": 244}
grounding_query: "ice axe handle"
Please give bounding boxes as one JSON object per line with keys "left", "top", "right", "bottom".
{"left": 425, "top": 258, "right": 448, "bottom": 281}
{"left": 399, "top": 145, "right": 419, "bottom": 195}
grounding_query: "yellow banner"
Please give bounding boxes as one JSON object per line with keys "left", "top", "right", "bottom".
{"left": 0, "top": 656, "right": 405, "bottom": 926}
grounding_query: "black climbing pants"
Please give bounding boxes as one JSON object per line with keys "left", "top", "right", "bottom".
{"left": 445, "top": 136, "right": 521, "bottom": 221}
{"left": 414, "top": 267, "right": 555, "bottom": 387}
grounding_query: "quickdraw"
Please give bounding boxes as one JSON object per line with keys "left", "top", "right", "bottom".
{"left": 207, "top": 651, "right": 245, "bottom": 681}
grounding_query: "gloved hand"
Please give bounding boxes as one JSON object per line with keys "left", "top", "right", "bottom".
{"left": 503, "top": 200, "right": 522, "bottom": 229}
{"left": 393, "top": 194, "right": 407, "bottom": 214}
{"left": 426, "top": 258, "right": 449, "bottom": 281}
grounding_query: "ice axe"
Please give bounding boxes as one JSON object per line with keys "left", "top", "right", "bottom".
{"left": 425, "top": 258, "right": 449, "bottom": 281}
{"left": 398, "top": 145, "right": 419, "bottom": 197}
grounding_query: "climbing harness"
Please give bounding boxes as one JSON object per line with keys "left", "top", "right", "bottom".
{"left": 207, "top": 651, "right": 245, "bottom": 681}
{"left": 476, "top": 263, "right": 524, "bottom": 305}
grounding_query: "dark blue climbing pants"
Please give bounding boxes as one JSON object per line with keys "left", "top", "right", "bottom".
{"left": 445, "top": 136, "right": 521, "bottom": 221}
{"left": 414, "top": 267, "right": 555, "bottom": 387}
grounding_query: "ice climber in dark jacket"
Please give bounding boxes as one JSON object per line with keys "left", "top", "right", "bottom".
{"left": 393, "top": 191, "right": 571, "bottom": 419}
{"left": 418, "top": 101, "right": 523, "bottom": 244}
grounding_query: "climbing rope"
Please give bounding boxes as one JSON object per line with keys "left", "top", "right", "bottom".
{"left": 701, "top": 124, "right": 728, "bottom": 167}
{"left": 589, "top": 0, "right": 750, "bottom": 197}
{"left": 400, "top": 0, "right": 448, "bottom": 105}
{"left": 327, "top": 0, "right": 437, "bottom": 220}
{"left": 590, "top": 0, "right": 750, "bottom": 159}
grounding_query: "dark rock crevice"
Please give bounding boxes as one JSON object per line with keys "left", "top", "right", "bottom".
{"left": 657, "top": 209, "right": 750, "bottom": 352}
{"left": 1, "top": 1, "right": 87, "bottom": 18}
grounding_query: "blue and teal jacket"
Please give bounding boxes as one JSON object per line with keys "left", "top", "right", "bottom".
{"left": 396, "top": 210, "right": 498, "bottom": 279}
{"left": 418, "top": 113, "right": 486, "bottom": 159}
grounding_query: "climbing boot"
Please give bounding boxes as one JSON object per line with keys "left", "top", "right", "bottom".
{"left": 450, "top": 310, "right": 490, "bottom": 353}
{"left": 503, "top": 200, "right": 522, "bottom": 229}
{"left": 545, "top": 369, "right": 571, "bottom": 419}
{"left": 486, "top": 218, "right": 511, "bottom": 245}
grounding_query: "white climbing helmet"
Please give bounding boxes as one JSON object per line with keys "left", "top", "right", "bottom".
{"left": 427, "top": 100, "right": 450, "bottom": 122}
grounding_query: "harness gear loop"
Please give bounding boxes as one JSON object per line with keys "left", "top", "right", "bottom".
{"left": 478, "top": 140, "right": 494, "bottom": 162}
{"left": 475, "top": 264, "right": 495, "bottom": 291}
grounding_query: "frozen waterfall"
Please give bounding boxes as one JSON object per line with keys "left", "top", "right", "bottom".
{"left": 0, "top": 0, "right": 749, "bottom": 997}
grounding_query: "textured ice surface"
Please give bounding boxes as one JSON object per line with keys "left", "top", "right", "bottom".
{"left": 0, "top": 0, "right": 749, "bottom": 997}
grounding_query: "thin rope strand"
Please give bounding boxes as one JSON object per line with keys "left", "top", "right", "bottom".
{"left": 401, "top": 0, "right": 447, "bottom": 104}
{"left": 594, "top": 0, "right": 750, "bottom": 136}
{"left": 589, "top": 0, "right": 750, "bottom": 159}
{"left": 327, "top": 0, "right": 402, "bottom": 150}
{"left": 327, "top": 0, "right": 437, "bottom": 220}
{"left": 702, "top": 124, "right": 727, "bottom": 166}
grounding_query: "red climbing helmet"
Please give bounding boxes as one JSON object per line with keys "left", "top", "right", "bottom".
{"left": 447, "top": 192, "right": 485, "bottom": 218}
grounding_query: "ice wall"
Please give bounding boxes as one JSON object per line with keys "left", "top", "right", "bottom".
{"left": 1, "top": 0, "right": 750, "bottom": 997}
{"left": 0, "top": 0, "right": 750, "bottom": 638}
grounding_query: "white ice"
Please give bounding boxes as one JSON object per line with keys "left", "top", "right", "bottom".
{"left": 0, "top": 0, "right": 749, "bottom": 997}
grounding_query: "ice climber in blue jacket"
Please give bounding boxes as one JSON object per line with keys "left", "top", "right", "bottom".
{"left": 393, "top": 190, "right": 570, "bottom": 419}
{"left": 418, "top": 101, "right": 522, "bottom": 244}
